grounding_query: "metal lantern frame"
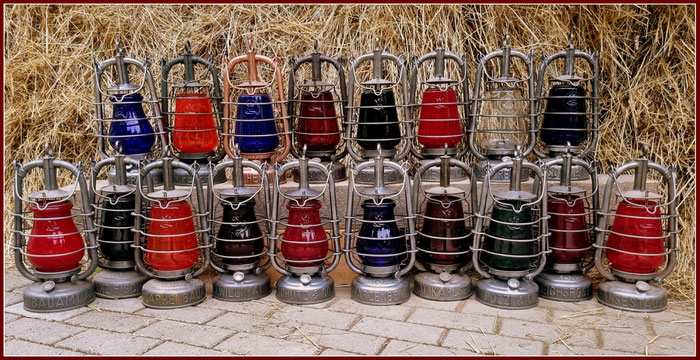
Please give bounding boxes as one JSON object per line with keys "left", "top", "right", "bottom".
{"left": 287, "top": 40, "right": 348, "bottom": 183}
{"left": 269, "top": 146, "right": 343, "bottom": 304}
{"left": 409, "top": 37, "right": 471, "bottom": 181}
{"left": 344, "top": 148, "right": 417, "bottom": 305}
{"left": 12, "top": 144, "right": 99, "bottom": 312}
{"left": 534, "top": 34, "right": 600, "bottom": 181}
{"left": 90, "top": 151, "right": 150, "bottom": 299}
{"left": 160, "top": 40, "right": 227, "bottom": 185}
{"left": 533, "top": 147, "right": 599, "bottom": 302}
{"left": 207, "top": 145, "right": 272, "bottom": 301}
{"left": 132, "top": 151, "right": 211, "bottom": 308}
{"left": 345, "top": 38, "right": 412, "bottom": 185}
{"left": 471, "top": 150, "right": 549, "bottom": 309}
{"left": 411, "top": 151, "right": 477, "bottom": 301}
{"left": 468, "top": 35, "right": 536, "bottom": 182}
{"left": 93, "top": 40, "right": 167, "bottom": 185}
{"left": 222, "top": 39, "right": 291, "bottom": 185}
{"left": 593, "top": 145, "right": 678, "bottom": 312}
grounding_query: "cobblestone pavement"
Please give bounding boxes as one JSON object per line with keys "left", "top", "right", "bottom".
{"left": 4, "top": 268, "right": 696, "bottom": 356}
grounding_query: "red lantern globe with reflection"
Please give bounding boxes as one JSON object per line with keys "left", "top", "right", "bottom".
{"left": 594, "top": 144, "right": 678, "bottom": 312}
{"left": 533, "top": 146, "right": 598, "bottom": 302}
{"left": 534, "top": 35, "right": 600, "bottom": 181}
{"left": 161, "top": 41, "right": 227, "bottom": 186}
{"left": 344, "top": 146, "right": 417, "bottom": 305}
{"left": 93, "top": 40, "right": 167, "bottom": 185}
{"left": 90, "top": 148, "right": 150, "bottom": 299}
{"left": 269, "top": 146, "right": 342, "bottom": 304}
{"left": 471, "top": 148, "right": 549, "bottom": 309}
{"left": 132, "top": 148, "right": 210, "bottom": 309}
{"left": 409, "top": 37, "right": 470, "bottom": 182}
{"left": 346, "top": 38, "right": 412, "bottom": 185}
{"left": 207, "top": 145, "right": 272, "bottom": 301}
{"left": 222, "top": 39, "right": 291, "bottom": 185}
{"left": 411, "top": 150, "right": 477, "bottom": 301}
{"left": 288, "top": 40, "right": 348, "bottom": 183}
{"left": 468, "top": 35, "right": 536, "bottom": 182}
{"left": 12, "top": 144, "right": 99, "bottom": 312}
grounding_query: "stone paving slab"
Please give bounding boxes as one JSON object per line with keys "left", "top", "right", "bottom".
{"left": 4, "top": 267, "right": 696, "bottom": 356}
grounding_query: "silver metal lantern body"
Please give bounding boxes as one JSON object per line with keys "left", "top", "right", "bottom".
{"left": 534, "top": 35, "right": 600, "bottom": 181}
{"left": 344, "top": 149, "right": 417, "bottom": 305}
{"left": 593, "top": 145, "right": 678, "bottom": 312}
{"left": 269, "top": 146, "right": 342, "bottom": 304}
{"left": 412, "top": 153, "right": 477, "bottom": 301}
{"left": 345, "top": 38, "right": 412, "bottom": 185}
{"left": 471, "top": 150, "right": 549, "bottom": 309}
{"left": 161, "top": 41, "right": 227, "bottom": 186}
{"left": 468, "top": 35, "right": 536, "bottom": 182}
{"left": 93, "top": 40, "right": 167, "bottom": 185}
{"left": 409, "top": 38, "right": 470, "bottom": 182}
{"left": 533, "top": 149, "right": 598, "bottom": 302}
{"left": 12, "top": 144, "right": 99, "bottom": 312}
{"left": 132, "top": 151, "right": 211, "bottom": 309}
{"left": 288, "top": 41, "right": 348, "bottom": 183}
{"left": 90, "top": 152, "right": 149, "bottom": 299}
{"left": 207, "top": 147, "right": 272, "bottom": 301}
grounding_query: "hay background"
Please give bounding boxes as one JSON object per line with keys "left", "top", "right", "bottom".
{"left": 3, "top": 5, "right": 695, "bottom": 300}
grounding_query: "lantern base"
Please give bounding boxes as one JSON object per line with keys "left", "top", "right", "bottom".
{"left": 413, "top": 271, "right": 473, "bottom": 301}
{"left": 212, "top": 272, "right": 271, "bottom": 302}
{"left": 141, "top": 278, "right": 206, "bottom": 309}
{"left": 292, "top": 160, "right": 346, "bottom": 183}
{"left": 597, "top": 280, "right": 667, "bottom": 313}
{"left": 351, "top": 275, "right": 411, "bottom": 305}
{"left": 173, "top": 160, "right": 227, "bottom": 186}
{"left": 534, "top": 271, "right": 592, "bottom": 302}
{"left": 93, "top": 269, "right": 150, "bottom": 299}
{"left": 275, "top": 273, "right": 334, "bottom": 305}
{"left": 539, "top": 156, "right": 589, "bottom": 181}
{"left": 355, "top": 164, "right": 404, "bottom": 185}
{"left": 475, "top": 277, "right": 539, "bottom": 310}
{"left": 474, "top": 159, "right": 530, "bottom": 182}
{"left": 417, "top": 159, "right": 468, "bottom": 182}
{"left": 23, "top": 280, "right": 95, "bottom": 313}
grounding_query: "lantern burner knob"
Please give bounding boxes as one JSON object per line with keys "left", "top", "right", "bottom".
{"left": 233, "top": 272, "right": 245, "bottom": 283}
{"left": 636, "top": 281, "right": 650, "bottom": 293}
{"left": 41, "top": 281, "right": 56, "bottom": 293}
{"left": 439, "top": 272, "right": 451, "bottom": 283}
{"left": 300, "top": 274, "right": 312, "bottom": 285}
{"left": 507, "top": 278, "right": 520, "bottom": 290}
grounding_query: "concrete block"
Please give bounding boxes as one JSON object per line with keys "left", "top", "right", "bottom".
{"left": 214, "top": 332, "right": 319, "bottom": 355}
{"left": 197, "top": 298, "right": 286, "bottom": 317}
{"left": 89, "top": 297, "right": 145, "bottom": 313}
{"left": 65, "top": 311, "right": 156, "bottom": 333}
{"left": 498, "top": 317, "right": 598, "bottom": 348}
{"left": 5, "top": 317, "right": 85, "bottom": 345}
{"left": 4, "top": 312, "right": 20, "bottom": 323}
{"left": 328, "top": 298, "right": 413, "bottom": 321}
{"left": 319, "top": 348, "right": 359, "bottom": 355}
{"left": 5, "top": 302, "right": 90, "bottom": 322}
{"left": 460, "top": 297, "right": 551, "bottom": 324}
{"left": 442, "top": 329, "right": 545, "bottom": 355}
{"left": 5, "top": 291, "right": 24, "bottom": 306}
{"left": 134, "top": 319, "right": 233, "bottom": 348}
{"left": 4, "top": 338, "right": 82, "bottom": 355}
{"left": 547, "top": 343, "right": 633, "bottom": 356}
{"left": 381, "top": 339, "right": 473, "bottom": 355}
{"left": 206, "top": 311, "right": 296, "bottom": 338}
{"left": 408, "top": 307, "right": 496, "bottom": 334}
{"left": 646, "top": 336, "right": 696, "bottom": 355}
{"left": 288, "top": 324, "right": 386, "bottom": 355}
{"left": 137, "top": 305, "right": 224, "bottom": 324}
{"left": 3, "top": 270, "right": 34, "bottom": 292}
{"left": 270, "top": 306, "right": 359, "bottom": 330}
{"left": 55, "top": 329, "right": 161, "bottom": 355}
{"left": 144, "top": 341, "right": 227, "bottom": 355}
{"left": 351, "top": 317, "right": 444, "bottom": 345}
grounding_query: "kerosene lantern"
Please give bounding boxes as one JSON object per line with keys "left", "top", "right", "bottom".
{"left": 535, "top": 35, "right": 599, "bottom": 180}
{"left": 533, "top": 145, "right": 598, "bottom": 301}
{"left": 222, "top": 39, "right": 291, "bottom": 185}
{"left": 469, "top": 35, "right": 535, "bottom": 181}
{"left": 346, "top": 38, "right": 412, "bottom": 184}
{"left": 409, "top": 37, "right": 470, "bottom": 181}
{"left": 90, "top": 147, "right": 149, "bottom": 299}
{"left": 207, "top": 145, "right": 271, "bottom": 301}
{"left": 411, "top": 148, "right": 477, "bottom": 301}
{"left": 12, "top": 144, "right": 98, "bottom": 312}
{"left": 287, "top": 40, "right": 348, "bottom": 183}
{"left": 93, "top": 40, "right": 167, "bottom": 185}
{"left": 269, "top": 145, "right": 342, "bottom": 304}
{"left": 132, "top": 148, "right": 210, "bottom": 308}
{"left": 471, "top": 147, "right": 548, "bottom": 309}
{"left": 594, "top": 144, "right": 678, "bottom": 312}
{"left": 344, "top": 146, "right": 416, "bottom": 305}
{"left": 161, "top": 41, "right": 226, "bottom": 185}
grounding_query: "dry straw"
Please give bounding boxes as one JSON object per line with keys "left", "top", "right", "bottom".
{"left": 3, "top": 5, "right": 695, "bottom": 299}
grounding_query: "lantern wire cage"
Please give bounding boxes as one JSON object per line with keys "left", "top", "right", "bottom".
{"left": 131, "top": 161, "right": 211, "bottom": 278}
{"left": 160, "top": 48, "right": 225, "bottom": 162}
{"left": 268, "top": 161, "right": 342, "bottom": 274}
{"left": 11, "top": 150, "right": 98, "bottom": 283}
